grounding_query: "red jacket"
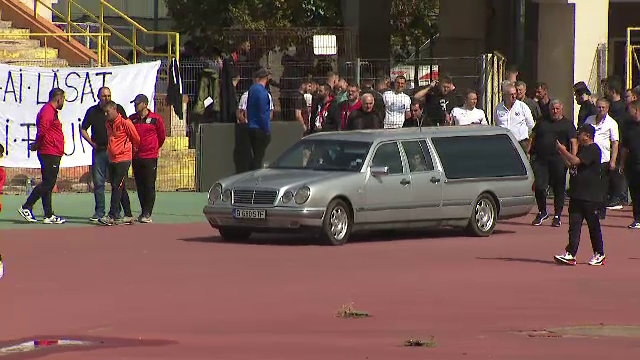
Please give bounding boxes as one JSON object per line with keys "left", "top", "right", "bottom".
{"left": 106, "top": 114, "right": 140, "bottom": 163}
{"left": 35, "top": 102, "right": 65, "bottom": 156}
{"left": 130, "top": 111, "right": 166, "bottom": 159}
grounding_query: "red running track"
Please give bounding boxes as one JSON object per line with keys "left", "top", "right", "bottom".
{"left": 2, "top": 207, "right": 640, "bottom": 359}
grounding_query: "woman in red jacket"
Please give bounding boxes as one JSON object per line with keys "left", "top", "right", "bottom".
{"left": 130, "top": 94, "right": 166, "bottom": 223}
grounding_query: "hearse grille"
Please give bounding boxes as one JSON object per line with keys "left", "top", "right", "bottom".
{"left": 232, "top": 189, "right": 278, "bottom": 205}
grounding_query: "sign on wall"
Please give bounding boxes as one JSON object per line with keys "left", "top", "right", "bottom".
{"left": 0, "top": 61, "right": 161, "bottom": 168}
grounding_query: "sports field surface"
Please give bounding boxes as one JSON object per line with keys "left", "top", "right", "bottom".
{"left": 1, "top": 194, "right": 640, "bottom": 359}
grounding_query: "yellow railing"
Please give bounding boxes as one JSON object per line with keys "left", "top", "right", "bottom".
{"left": 0, "top": 32, "right": 110, "bottom": 66}
{"left": 33, "top": 0, "right": 179, "bottom": 66}
{"left": 626, "top": 27, "right": 640, "bottom": 89}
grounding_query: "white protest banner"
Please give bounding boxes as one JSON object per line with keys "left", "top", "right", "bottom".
{"left": 0, "top": 61, "right": 161, "bottom": 168}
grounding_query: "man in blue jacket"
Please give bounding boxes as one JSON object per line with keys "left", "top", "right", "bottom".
{"left": 246, "top": 68, "right": 273, "bottom": 170}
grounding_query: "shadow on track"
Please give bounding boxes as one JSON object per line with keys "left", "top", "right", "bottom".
{"left": 179, "top": 229, "right": 516, "bottom": 246}
{"left": 476, "top": 256, "right": 557, "bottom": 265}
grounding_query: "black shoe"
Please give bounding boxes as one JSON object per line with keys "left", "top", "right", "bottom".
{"left": 532, "top": 212, "right": 549, "bottom": 226}
{"left": 551, "top": 216, "right": 561, "bottom": 227}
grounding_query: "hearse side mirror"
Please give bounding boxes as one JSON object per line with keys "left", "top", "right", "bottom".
{"left": 370, "top": 166, "right": 389, "bottom": 176}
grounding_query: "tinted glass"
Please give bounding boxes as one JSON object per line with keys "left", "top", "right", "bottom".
{"left": 402, "top": 140, "right": 434, "bottom": 172}
{"left": 372, "top": 142, "right": 404, "bottom": 174}
{"left": 270, "top": 139, "right": 372, "bottom": 172}
{"left": 431, "top": 134, "right": 526, "bottom": 179}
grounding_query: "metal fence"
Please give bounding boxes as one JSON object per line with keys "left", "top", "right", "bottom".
{"left": 1, "top": 60, "right": 195, "bottom": 195}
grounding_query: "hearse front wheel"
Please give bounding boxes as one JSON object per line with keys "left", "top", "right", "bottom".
{"left": 467, "top": 194, "right": 497, "bottom": 237}
{"left": 218, "top": 228, "right": 252, "bottom": 241}
{"left": 320, "top": 199, "right": 353, "bottom": 246}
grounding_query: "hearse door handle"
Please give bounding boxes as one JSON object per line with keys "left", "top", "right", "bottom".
{"left": 430, "top": 177, "right": 441, "bottom": 184}
{"left": 400, "top": 178, "right": 411, "bottom": 186}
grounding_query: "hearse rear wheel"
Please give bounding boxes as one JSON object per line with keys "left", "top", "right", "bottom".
{"left": 320, "top": 199, "right": 353, "bottom": 246}
{"left": 466, "top": 194, "right": 497, "bottom": 237}
{"left": 218, "top": 228, "right": 252, "bottom": 241}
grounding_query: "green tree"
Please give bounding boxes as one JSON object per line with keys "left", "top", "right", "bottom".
{"left": 165, "top": 0, "right": 342, "bottom": 54}
{"left": 391, "top": 0, "right": 439, "bottom": 60}
{"left": 165, "top": 0, "right": 438, "bottom": 59}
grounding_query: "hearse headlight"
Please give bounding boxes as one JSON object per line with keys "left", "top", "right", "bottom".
{"left": 281, "top": 190, "right": 294, "bottom": 204}
{"left": 294, "top": 186, "right": 311, "bottom": 204}
{"left": 210, "top": 183, "right": 223, "bottom": 202}
{"left": 222, "top": 189, "right": 232, "bottom": 203}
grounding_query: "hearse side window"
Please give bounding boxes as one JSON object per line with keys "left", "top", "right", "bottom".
{"left": 402, "top": 141, "right": 434, "bottom": 172}
{"left": 372, "top": 142, "right": 404, "bottom": 175}
{"left": 431, "top": 134, "right": 526, "bottom": 179}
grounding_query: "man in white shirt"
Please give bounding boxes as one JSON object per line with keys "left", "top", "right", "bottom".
{"left": 494, "top": 83, "right": 535, "bottom": 152}
{"left": 584, "top": 97, "right": 620, "bottom": 219}
{"left": 382, "top": 75, "right": 411, "bottom": 129}
{"left": 450, "top": 90, "right": 487, "bottom": 126}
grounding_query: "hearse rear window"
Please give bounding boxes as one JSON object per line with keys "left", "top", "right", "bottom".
{"left": 431, "top": 134, "right": 527, "bottom": 179}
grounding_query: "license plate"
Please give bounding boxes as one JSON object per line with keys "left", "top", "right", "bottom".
{"left": 232, "top": 209, "right": 266, "bottom": 219}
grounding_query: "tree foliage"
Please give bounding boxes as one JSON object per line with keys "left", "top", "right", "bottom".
{"left": 391, "top": 0, "right": 439, "bottom": 60}
{"left": 165, "top": 0, "right": 437, "bottom": 59}
{"left": 165, "top": 0, "right": 342, "bottom": 54}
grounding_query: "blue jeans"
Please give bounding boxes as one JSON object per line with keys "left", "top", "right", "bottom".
{"left": 92, "top": 150, "right": 120, "bottom": 218}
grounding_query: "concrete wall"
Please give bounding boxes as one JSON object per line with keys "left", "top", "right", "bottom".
{"left": 536, "top": 1, "right": 575, "bottom": 120}
{"left": 536, "top": 0, "right": 608, "bottom": 123}
{"left": 21, "top": 0, "right": 57, "bottom": 20}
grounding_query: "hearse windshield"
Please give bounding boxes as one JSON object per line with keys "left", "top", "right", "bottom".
{"left": 270, "top": 139, "right": 373, "bottom": 172}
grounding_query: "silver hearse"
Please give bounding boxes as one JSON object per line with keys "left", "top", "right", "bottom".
{"left": 203, "top": 126, "right": 535, "bottom": 245}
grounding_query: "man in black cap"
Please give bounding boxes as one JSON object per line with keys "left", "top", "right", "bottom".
{"left": 130, "top": 94, "right": 166, "bottom": 223}
{"left": 554, "top": 124, "right": 606, "bottom": 266}
{"left": 246, "top": 68, "right": 273, "bottom": 170}
{"left": 80, "top": 86, "right": 127, "bottom": 222}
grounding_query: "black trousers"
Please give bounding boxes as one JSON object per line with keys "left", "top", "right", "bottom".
{"left": 133, "top": 158, "right": 158, "bottom": 217}
{"left": 608, "top": 161, "right": 628, "bottom": 204}
{"left": 24, "top": 154, "right": 61, "bottom": 218}
{"left": 234, "top": 123, "right": 252, "bottom": 174}
{"left": 567, "top": 199, "right": 604, "bottom": 257}
{"left": 248, "top": 128, "right": 271, "bottom": 171}
{"left": 627, "top": 170, "right": 640, "bottom": 222}
{"left": 108, "top": 160, "right": 132, "bottom": 219}
{"left": 532, "top": 157, "right": 567, "bottom": 216}
{"left": 599, "top": 163, "right": 610, "bottom": 217}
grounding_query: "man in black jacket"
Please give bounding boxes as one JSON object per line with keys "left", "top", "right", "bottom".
{"left": 604, "top": 78, "right": 629, "bottom": 209}
{"left": 80, "top": 86, "right": 127, "bottom": 222}
{"left": 573, "top": 82, "right": 596, "bottom": 127}
{"left": 530, "top": 100, "right": 577, "bottom": 227}
{"left": 347, "top": 93, "right": 381, "bottom": 130}
{"left": 620, "top": 99, "right": 640, "bottom": 228}
{"left": 309, "top": 84, "right": 339, "bottom": 133}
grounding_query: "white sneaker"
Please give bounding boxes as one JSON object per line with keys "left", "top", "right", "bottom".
{"left": 138, "top": 216, "right": 153, "bottom": 224}
{"left": 43, "top": 215, "right": 66, "bottom": 224}
{"left": 554, "top": 252, "right": 576, "bottom": 265}
{"left": 588, "top": 253, "right": 606, "bottom": 266}
{"left": 18, "top": 207, "right": 37, "bottom": 222}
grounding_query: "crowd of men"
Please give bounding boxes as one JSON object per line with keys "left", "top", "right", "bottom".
{"left": 13, "top": 86, "right": 166, "bottom": 226}
{"left": 235, "top": 64, "right": 640, "bottom": 266}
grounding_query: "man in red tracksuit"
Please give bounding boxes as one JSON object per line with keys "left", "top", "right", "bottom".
{"left": 130, "top": 94, "right": 166, "bottom": 223}
{"left": 18, "top": 88, "right": 67, "bottom": 224}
